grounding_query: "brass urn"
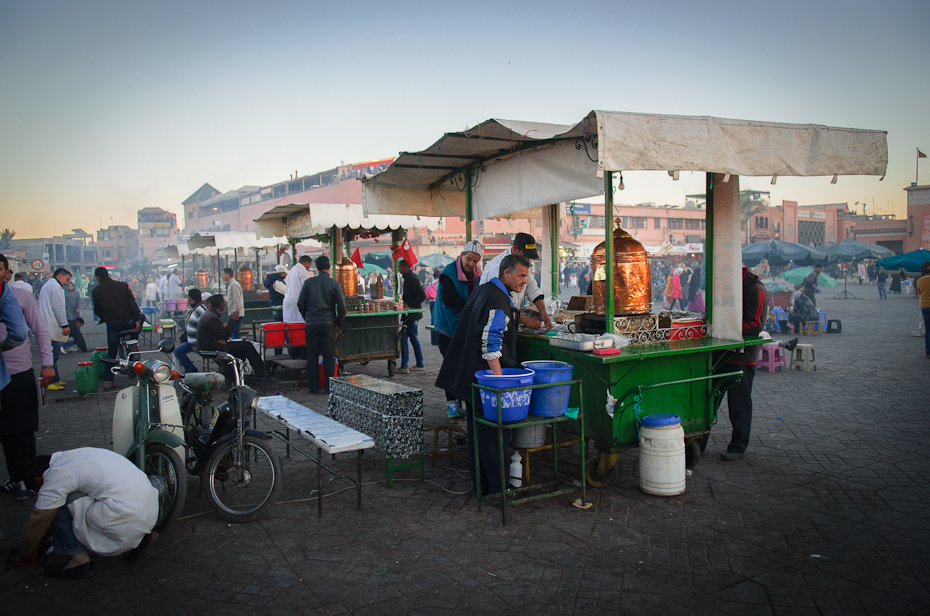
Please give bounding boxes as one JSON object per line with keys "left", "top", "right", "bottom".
{"left": 590, "top": 221, "right": 652, "bottom": 315}
{"left": 334, "top": 257, "right": 359, "bottom": 298}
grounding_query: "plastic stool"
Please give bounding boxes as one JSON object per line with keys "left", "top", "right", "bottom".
{"left": 827, "top": 319, "right": 842, "bottom": 334}
{"left": 759, "top": 344, "right": 786, "bottom": 373}
{"left": 799, "top": 321, "right": 818, "bottom": 335}
{"left": 813, "top": 309, "right": 827, "bottom": 333}
{"left": 790, "top": 344, "right": 816, "bottom": 371}
{"left": 771, "top": 307, "right": 787, "bottom": 325}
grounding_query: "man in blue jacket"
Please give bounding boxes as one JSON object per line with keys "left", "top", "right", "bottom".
{"left": 435, "top": 253, "right": 529, "bottom": 496}
{"left": 432, "top": 240, "right": 483, "bottom": 418}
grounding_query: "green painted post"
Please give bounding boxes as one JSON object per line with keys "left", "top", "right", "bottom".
{"left": 604, "top": 172, "right": 615, "bottom": 333}
{"left": 464, "top": 169, "right": 473, "bottom": 242}
{"left": 704, "top": 173, "right": 714, "bottom": 325}
{"left": 550, "top": 204, "right": 559, "bottom": 298}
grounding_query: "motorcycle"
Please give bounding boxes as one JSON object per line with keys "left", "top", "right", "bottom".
{"left": 177, "top": 350, "right": 282, "bottom": 523}
{"left": 104, "top": 337, "right": 188, "bottom": 532}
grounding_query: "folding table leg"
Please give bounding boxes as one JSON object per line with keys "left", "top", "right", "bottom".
{"left": 317, "top": 445, "right": 323, "bottom": 518}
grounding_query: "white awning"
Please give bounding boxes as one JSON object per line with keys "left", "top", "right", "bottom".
{"left": 253, "top": 203, "right": 442, "bottom": 240}
{"left": 164, "top": 232, "right": 288, "bottom": 258}
{"left": 361, "top": 110, "right": 888, "bottom": 218}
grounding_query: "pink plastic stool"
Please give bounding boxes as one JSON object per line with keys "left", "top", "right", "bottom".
{"left": 759, "top": 344, "right": 786, "bottom": 373}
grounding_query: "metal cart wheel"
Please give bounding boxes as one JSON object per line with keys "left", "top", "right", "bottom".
{"left": 387, "top": 359, "right": 396, "bottom": 377}
{"left": 585, "top": 455, "right": 616, "bottom": 488}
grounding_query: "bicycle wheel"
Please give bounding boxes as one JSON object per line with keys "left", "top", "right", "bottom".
{"left": 144, "top": 443, "right": 188, "bottom": 531}
{"left": 203, "top": 435, "right": 282, "bottom": 523}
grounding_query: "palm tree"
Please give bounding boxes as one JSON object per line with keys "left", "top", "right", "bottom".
{"left": 0, "top": 228, "right": 14, "bottom": 250}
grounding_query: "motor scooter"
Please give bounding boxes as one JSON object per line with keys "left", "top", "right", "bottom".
{"left": 103, "top": 337, "right": 188, "bottom": 531}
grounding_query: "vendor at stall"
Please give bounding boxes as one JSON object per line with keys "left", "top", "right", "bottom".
{"left": 433, "top": 240, "right": 483, "bottom": 418}
{"left": 479, "top": 233, "right": 551, "bottom": 330}
{"left": 435, "top": 253, "right": 529, "bottom": 496}
{"left": 263, "top": 264, "right": 287, "bottom": 321}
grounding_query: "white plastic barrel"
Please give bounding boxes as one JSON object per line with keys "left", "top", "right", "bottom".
{"left": 638, "top": 414, "right": 686, "bottom": 496}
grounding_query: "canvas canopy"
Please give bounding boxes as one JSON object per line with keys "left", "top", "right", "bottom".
{"left": 361, "top": 110, "right": 888, "bottom": 219}
{"left": 253, "top": 203, "right": 442, "bottom": 240}
{"left": 164, "top": 232, "right": 288, "bottom": 258}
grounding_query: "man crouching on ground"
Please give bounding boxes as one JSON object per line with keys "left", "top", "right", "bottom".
{"left": 435, "top": 253, "right": 529, "bottom": 496}
{"left": 16, "top": 447, "right": 160, "bottom": 578}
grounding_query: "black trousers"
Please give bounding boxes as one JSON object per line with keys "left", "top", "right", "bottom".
{"left": 437, "top": 334, "right": 457, "bottom": 402}
{"left": 66, "top": 320, "right": 88, "bottom": 352}
{"left": 723, "top": 362, "right": 755, "bottom": 454}
{"left": 305, "top": 323, "right": 336, "bottom": 392}
{"left": 225, "top": 340, "right": 264, "bottom": 381}
{"left": 0, "top": 370, "right": 39, "bottom": 484}
{"left": 464, "top": 402, "right": 511, "bottom": 497}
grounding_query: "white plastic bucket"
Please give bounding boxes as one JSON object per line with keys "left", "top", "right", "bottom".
{"left": 638, "top": 414, "right": 686, "bottom": 496}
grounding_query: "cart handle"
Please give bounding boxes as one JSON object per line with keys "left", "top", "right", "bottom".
{"left": 635, "top": 370, "right": 743, "bottom": 394}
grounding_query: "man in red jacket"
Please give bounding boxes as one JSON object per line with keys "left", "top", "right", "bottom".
{"left": 716, "top": 267, "right": 766, "bottom": 461}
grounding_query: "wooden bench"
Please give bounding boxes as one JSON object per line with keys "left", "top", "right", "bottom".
{"left": 257, "top": 395, "right": 374, "bottom": 517}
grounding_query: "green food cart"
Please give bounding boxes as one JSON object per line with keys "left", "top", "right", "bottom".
{"left": 254, "top": 203, "right": 440, "bottom": 377}
{"left": 357, "top": 110, "right": 887, "bottom": 487}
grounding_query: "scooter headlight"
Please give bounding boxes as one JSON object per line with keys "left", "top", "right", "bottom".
{"left": 151, "top": 361, "right": 172, "bottom": 383}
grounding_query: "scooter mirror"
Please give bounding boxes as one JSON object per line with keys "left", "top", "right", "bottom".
{"left": 158, "top": 338, "right": 176, "bottom": 354}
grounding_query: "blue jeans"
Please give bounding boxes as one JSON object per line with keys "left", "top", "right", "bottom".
{"left": 400, "top": 320, "right": 423, "bottom": 369}
{"left": 51, "top": 341, "right": 62, "bottom": 382}
{"left": 877, "top": 282, "right": 887, "bottom": 299}
{"left": 228, "top": 318, "right": 241, "bottom": 340}
{"left": 923, "top": 307, "right": 930, "bottom": 356}
{"left": 174, "top": 341, "right": 198, "bottom": 374}
{"left": 52, "top": 503, "right": 87, "bottom": 555}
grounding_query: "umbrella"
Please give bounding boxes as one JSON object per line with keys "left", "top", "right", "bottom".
{"left": 876, "top": 249, "right": 930, "bottom": 277}
{"left": 362, "top": 250, "right": 393, "bottom": 269}
{"left": 742, "top": 240, "right": 827, "bottom": 267}
{"left": 357, "top": 262, "right": 387, "bottom": 276}
{"left": 815, "top": 239, "right": 894, "bottom": 263}
{"left": 781, "top": 267, "right": 837, "bottom": 288}
{"left": 417, "top": 253, "right": 454, "bottom": 268}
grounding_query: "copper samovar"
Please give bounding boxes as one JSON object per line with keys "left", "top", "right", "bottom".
{"left": 334, "top": 257, "right": 359, "bottom": 297}
{"left": 590, "top": 221, "right": 652, "bottom": 315}
{"left": 238, "top": 265, "right": 254, "bottom": 291}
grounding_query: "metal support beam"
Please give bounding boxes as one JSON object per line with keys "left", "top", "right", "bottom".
{"left": 464, "top": 168, "right": 473, "bottom": 242}
{"left": 604, "top": 172, "right": 614, "bottom": 333}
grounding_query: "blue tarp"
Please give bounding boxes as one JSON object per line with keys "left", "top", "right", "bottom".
{"left": 876, "top": 249, "right": 930, "bottom": 277}
{"left": 742, "top": 240, "right": 827, "bottom": 267}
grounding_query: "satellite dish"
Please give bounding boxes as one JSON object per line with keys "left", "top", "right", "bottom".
{"left": 685, "top": 200, "right": 696, "bottom": 209}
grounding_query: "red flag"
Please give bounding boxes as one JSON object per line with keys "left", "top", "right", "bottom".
{"left": 919, "top": 149, "right": 927, "bottom": 159}
{"left": 393, "top": 240, "right": 418, "bottom": 267}
{"left": 350, "top": 247, "right": 364, "bottom": 269}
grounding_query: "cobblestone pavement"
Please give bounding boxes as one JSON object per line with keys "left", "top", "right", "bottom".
{"left": 1, "top": 285, "right": 928, "bottom": 615}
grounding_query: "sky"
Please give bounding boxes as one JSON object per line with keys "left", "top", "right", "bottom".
{"left": 1, "top": 0, "right": 928, "bottom": 239}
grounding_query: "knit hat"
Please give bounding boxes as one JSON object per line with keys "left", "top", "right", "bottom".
{"left": 462, "top": 240, "right": 483, "bottom": 256}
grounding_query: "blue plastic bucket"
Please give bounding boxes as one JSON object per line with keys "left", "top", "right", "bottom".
{"left": 475, "top": 368, "right": 535, "bottom": 422}
{"left": 521, "top": 361, "right": 574, "bottom": 417}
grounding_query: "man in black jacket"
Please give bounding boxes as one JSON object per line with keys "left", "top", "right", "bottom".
{"left": 396, "top": 259, "right": 425, "bottom": 374}
{"left": 714, "top": 266, "right": 766, "bottom": 461}
{"left": 297, "top": 256, "right": 346, "bottom": 394}
{"left": 435, "top": 254, "right": 529, "bottom": 495}
{"left": 91, "top": 267, "right": 141, "bottom": 391}
{"left": 196, "top": 295, "right": 265, "bottom": 385}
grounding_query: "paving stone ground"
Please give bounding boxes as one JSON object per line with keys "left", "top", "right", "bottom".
{"left": 1, "top": 281, "right": 928, "bottom": 615}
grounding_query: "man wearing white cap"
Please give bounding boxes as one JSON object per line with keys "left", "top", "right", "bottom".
{"left": 433, "top": 240, "right": 483, "bottom": 418}
{"left": 480, "top": 232, "right": 552, "bottom": 330}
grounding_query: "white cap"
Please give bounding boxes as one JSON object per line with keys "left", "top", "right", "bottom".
{"left": 274, "top": 264, "right": 287, "bottom": 273}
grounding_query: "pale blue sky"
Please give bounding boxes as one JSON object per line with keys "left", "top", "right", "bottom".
{"left": 1, "top": 0, "right": 927, "bottom": 237}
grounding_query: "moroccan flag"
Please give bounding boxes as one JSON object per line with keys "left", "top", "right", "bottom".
{"left": 350, "top": 247, "right": 364, "bottom": 269}
{"left": 392, "top": 240, "right": 418, "bottom": 266}
{"left": 919, "top": 149, "right": 927, "bottom": 159}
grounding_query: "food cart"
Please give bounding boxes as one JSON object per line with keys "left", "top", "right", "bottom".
{"left": 359, "top": 111, "right": 887, "bottom": 486}
{"left": 254, "top": 203, "right": 441, "bottom": 376}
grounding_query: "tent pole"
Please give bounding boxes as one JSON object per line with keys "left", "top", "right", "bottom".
{"left": 550, "top": 204, "right": 559, "bottom": 300}
{"left": 465, "top": 168, "right": 473, "bottom": 243}
{"left": 604, "top": 172, "right": 614, "bottom": 333}
{"left": 705, "top": 173, "right": 714, "bottom": 325}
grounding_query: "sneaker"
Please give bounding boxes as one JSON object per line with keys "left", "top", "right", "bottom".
{"left": 14, "top": 481, "right": 33, "bottom": 501}
{"left": 47, "top": 383, "right": 65, "bottom": 391}
{"left": 52, "top": 381, "right": 66, "bottom": 388}
{"left": 0, "top": 480, "right": 17, "bottom": 494}
{"left": 396, "top": 367, "right": 409, "bottom": 374}
{"left": 785, "top": 337, "right": 799, "bottom": 352}
{"left": 447, "top": 401, "right": 461, "bottom": 418}
{"left": 720, "top": 451, "right": 744, "bottom": 461}
{"left": 103, "top": 381, "right": 116, "bottom": 391}
{"left": 59, "top": 348, "right": 69, "bottom": 355}
{"left": 45, "top": 560, "right": 94, "bottom": 579}
{"left": 410, "top": 366, "right": 425, "bottom": 371}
